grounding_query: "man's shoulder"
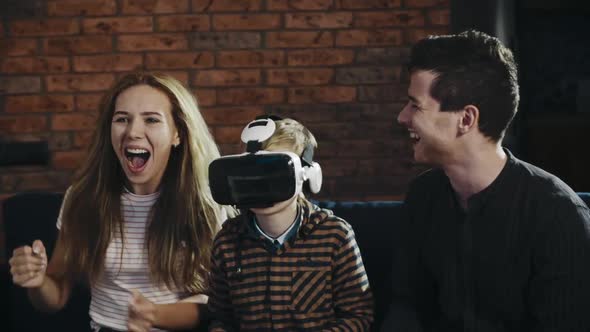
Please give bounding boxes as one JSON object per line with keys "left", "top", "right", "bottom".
{"left": 510, "top": 156, "right": 588, "bottom": 210}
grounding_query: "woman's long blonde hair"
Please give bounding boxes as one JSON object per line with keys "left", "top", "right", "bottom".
{"left": 59, "top": 72, "right": 222, "bottom": 293}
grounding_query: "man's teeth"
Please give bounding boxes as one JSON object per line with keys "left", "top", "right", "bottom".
{"left": 410, "top": 132, "right": 420, "bottom": 140}
{"left": 126, "top": 148, "right": 148, "bottom": 154}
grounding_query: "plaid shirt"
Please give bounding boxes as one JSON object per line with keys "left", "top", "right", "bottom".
{"left": 208, "top": 202, "right": 374, "bottom": 331}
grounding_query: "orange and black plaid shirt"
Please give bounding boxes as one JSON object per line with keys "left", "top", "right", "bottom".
{"left": 208, "top": 203, "right": 374, "bottom": 331}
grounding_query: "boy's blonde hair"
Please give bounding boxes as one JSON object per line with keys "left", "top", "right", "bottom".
{"left": 260, "top": 118, "right": 317, "bottom": 156}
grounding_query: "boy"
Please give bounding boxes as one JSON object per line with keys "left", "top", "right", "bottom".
{"left": 207, "top": 117, "right": 374, "bottom": 331}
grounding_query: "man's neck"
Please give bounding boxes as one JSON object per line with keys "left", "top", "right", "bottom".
{"left": 255, "top": 201, "right": 299, "bottom": 238}
{"left": 443, "top": 143, "right": 507, "bottom": 208}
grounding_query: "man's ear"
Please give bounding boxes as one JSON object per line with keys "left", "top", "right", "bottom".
{"left": 458, "top": 105, "right": 479, "bottom": 134}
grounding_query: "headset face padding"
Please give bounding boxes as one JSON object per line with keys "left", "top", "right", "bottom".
{"left": 303, "top": 162, "right": 322, "bottom": 194}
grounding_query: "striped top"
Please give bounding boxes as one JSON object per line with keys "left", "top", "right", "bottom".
{"left": 57, "top": 189, "right": 189, "bottom": 332}
{"left": 208, "top": 203, "right": 374, "bottom": 331}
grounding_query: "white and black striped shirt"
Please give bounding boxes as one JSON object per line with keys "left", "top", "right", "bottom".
{"left": 58, "top": 189, "right": 189, "bottom": 331}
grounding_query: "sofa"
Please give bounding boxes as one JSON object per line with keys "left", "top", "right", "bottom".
{"left": 2, "top": 192, "right": 589, "bottom": 332}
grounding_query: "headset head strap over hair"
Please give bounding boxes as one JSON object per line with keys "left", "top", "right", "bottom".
{"left": 241, "top": 115, "right": 284, "bottom": 153}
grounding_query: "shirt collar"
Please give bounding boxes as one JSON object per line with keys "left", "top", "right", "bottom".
{"left": 252, "top": 207, "right": 302, "bottom": 245}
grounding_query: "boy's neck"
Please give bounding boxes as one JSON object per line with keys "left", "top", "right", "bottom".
{"left": 255, "top": 199, "right": 299, "bottom": 238}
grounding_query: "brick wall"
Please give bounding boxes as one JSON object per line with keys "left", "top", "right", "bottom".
{"left": 0, "top": 0, "right": 450, "bottom": 205}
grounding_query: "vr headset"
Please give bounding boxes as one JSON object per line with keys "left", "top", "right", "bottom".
{"left": 209, "top": 116, "right": 322, "bottom": 208}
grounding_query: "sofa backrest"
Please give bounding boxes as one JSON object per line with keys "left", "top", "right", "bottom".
{"left": 2, "top": 192, "right": 590, "bottom": 332}
{"left": 2, "top": 192, "right": 91, "bottom": 332}
{"left": 317, "top": 201, "right": 403, "bottom": 330}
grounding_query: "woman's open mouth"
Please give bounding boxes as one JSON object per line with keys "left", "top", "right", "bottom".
{"left": 124, "top": 148, "right": 151, "bottom": 173}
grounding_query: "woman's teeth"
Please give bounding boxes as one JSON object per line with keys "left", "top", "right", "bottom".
{"left": 126, "top": 148, "right": 148, "bottom": 154}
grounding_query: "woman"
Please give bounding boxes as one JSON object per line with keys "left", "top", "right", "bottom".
{"left": 9, "top": 72, "right": 226, "bottom": 332}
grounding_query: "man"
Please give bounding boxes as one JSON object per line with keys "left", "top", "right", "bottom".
{"left": 381, "top": 30, "right": 590, "bottom": 331}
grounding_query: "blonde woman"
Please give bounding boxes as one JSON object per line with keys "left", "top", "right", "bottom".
{"left": 8, "top": 72, "right": 226, "bottom": 332}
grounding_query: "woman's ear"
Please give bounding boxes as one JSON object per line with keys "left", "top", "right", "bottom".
{"left": 173, "top": 132, "right": 180, "bottom": 147}
{"left": 458, "top": 105, "right": 479, "bottom": 134}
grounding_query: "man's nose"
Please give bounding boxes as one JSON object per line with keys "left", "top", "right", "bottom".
{"left": 397, "top": 105, "right": 410, "bottom": 125}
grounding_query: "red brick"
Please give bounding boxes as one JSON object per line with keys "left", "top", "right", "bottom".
{"left": 145, "top": 52, "right": 214, "bottom": 69}
{"left": 358, "top": 84, "right": 406, "bottom": 102}
{"left": 288, "top": 86, "right": 356, "bottom": 103}
{"left": 218, "top": 143, "right": 244, "bottom": 155}
{"left": 267, "top": 68, "right": 333, "bottom": 85}
{"left": 360, "top": 103, "right": 404, "bottom": 121}
{"left": 74, "top": 131, "right": 94, "bottom": 148}
{"left": 193, "top": 70, "right": 261, "bottom": 87}
{"left": 10, "top": 19, "right": 79, "bottom": 37}
{"left": 52, "top": 113, "right": 98, "bottom": 131}
{"left": 121, "top": 0, "right": 189, "bottom": 14}
{"left": 191, "top": 32, "right": 261, "bottom": 49}
{"left": 335, "top": 66, "right": 401, "bottom": 84}
{"left": 52, "top": 150, "right": 87, "bottom": 170}
{"left": 354, "top": 11, "right": 425, "bottom": 27}
{"left": 212, "top": 14, "right": 280, "bottom": 31}
{"left": 76, "top": 93, "right": 103, "bottom": 112}
{"left": 44, "top": 36, "right": 113, "bottom": 55}
{"left": 193, "top": 89, "right": 217, "bottom": 107}
{"left": 217, "top": 50, "right": 284, "bottom": 68}
{"left": 356, "top": 47, "right": 410, "bottom": 64}
{"left": 0, "top": 76, "right": 42, "bottom": 94}
{"left": 193, "top": 0, "right": 262, "bottom": 12}
{"left": 0, "top": 172, "right": 68, "bottom": 193}
{"left": 201, "top": 106, "right": 264, "bottom": 125}
{"left": 157, "top": 15, "right": 210, "bottom": 32}
{"left": 118, "top": 34, "right": 188, "bottom": 51}
{"left": 267, "top": 31, "right": 333, "bottom": 48}
{"left": 358, "top": 157, "right": 413, "bottom": 176}
{"left": 213, "top": 125, "right": 244, "bottom": 144}
{"left": 285, "top": 12, "right": 352, "bottom": 29}
{"left": 1, "top": 57, "right": 69, "bottom": 74}
{"left": 335, "top": 29, "right": 402, "bottom": 46}
{"left": 267, "top": 104, "right": 361, "bottom": 122}
{"left": 0, "top": 39, "right": 38, "bottom": 56}
{"left": 73, "top": 54, "right": 144, "bottom": 72}
{"left": 48, "top": 132, "right": 74, "bottom": 151}
{"left": 0, "top": 116, "right": 48, "bottom": 133}
{"left": 287, "top": 49, "right": 354, "bottom": 66}
{"left": 46, "top": 74, "right": 115, "bottom": 92}
{"left": 5, "top": 95, "right": 74, "bottom": 113}
{"left": 336, "top": 0, "right": 401, "bottom": 9}
{"left": 404, "top": 0, "right": 449, "bottom": 8}
{"left": 47, "top": 0, "right": 117, "bottom": 16}
{"left": 427, "top": 9, "right": 450, "bottom": 26}
{"left": 217, "top": 88, "right": 285, "bottom": 105}
{"left": 321, "top": 159, "right": 357, "bottom": 177}
{"left": 405, "top": 27, "right": 449, "bottom": 44}
{"left": 83, "top": 17, "right": 153, "bottom": 34}
{"left": 267, "top": 0, "right": 334, "bottom": 10}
